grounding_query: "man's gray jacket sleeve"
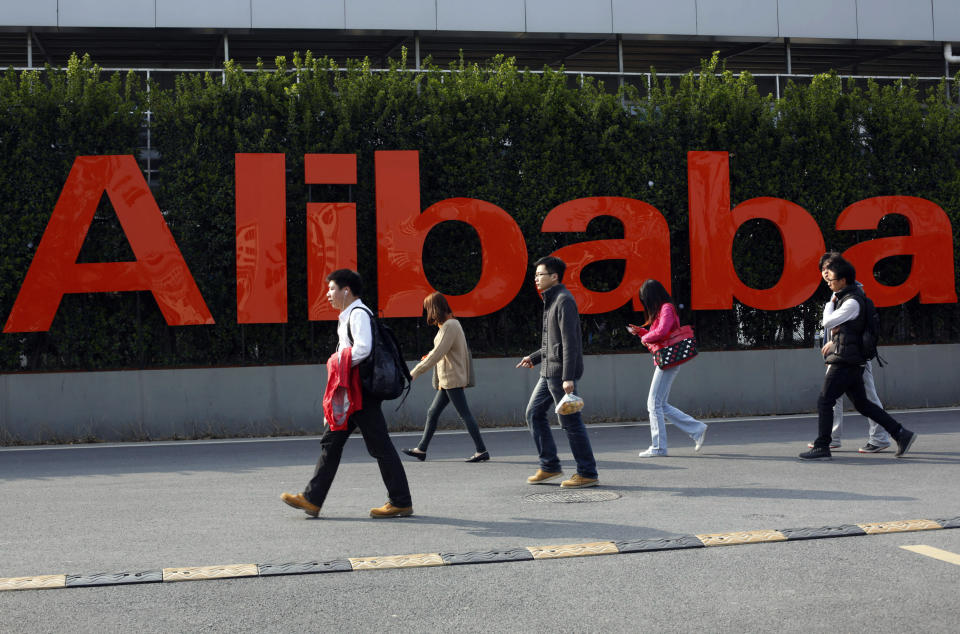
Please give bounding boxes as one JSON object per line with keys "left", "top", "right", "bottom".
{"left": 558, "top": 294, "right": 583, "bottom": 382}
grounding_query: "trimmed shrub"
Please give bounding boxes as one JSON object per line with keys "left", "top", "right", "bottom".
{"left": 1, "top": 52, "right": 958, "bottom": 370}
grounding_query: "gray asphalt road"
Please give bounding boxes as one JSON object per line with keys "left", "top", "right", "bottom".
{"left": 2, "top": 408, "right": 959, "bottom": 632}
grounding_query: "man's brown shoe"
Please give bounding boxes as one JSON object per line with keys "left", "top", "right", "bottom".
{"left": 527, "top": 469, "right": 563, "bottom": 484}
{"left": 369, "top": 502, "right": 414, "bottom": 518}
{"left": 560, "top": 474, "right": 599, "bottom": 488}
{"left": 281, "top": 492, "right": 320, "bottom": 518}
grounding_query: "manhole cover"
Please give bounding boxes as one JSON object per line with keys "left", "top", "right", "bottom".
{"left": 523, "top": 490, "right": 622, "bottom": 504}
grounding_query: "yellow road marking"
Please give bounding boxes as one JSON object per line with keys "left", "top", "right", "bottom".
{"left": 900, "top": 545, "right": 960, "bottom": 566}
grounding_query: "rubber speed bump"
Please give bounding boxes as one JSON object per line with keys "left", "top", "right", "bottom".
{"left": 162, "top": 564, "right": 258, "bottom": 582}
{"left": 4, "top": 514, "right": 959, "bottom": 592}
{"left": 66, "top": 571, "right": 162, "bottom": 588}
{"left": 348, "top": 553, "right": 445, "bottom": 570}
{"left": 0, "top": 575, "right": 66, "bottom": 591}
{"left": 937, "top": 517, "right": 960, "bottom": 529}
{"left": 696, "top": 529, "right": 787, "bottom": 547}
{"left": 857, "top": 519, "right": 943, "bottom": 534}
{"left": 778, "top": 524, "right": 866, "bottom": 540}
{"left": 527, "top": 541, "right": 619, "bottom": 559}
{"left": 439, "top": 548, "right": 535, "bottom": 565}
{"left": 257, "top": 560, "right": 353, "bottom": 576}
{"left": 614, "top": 536, "right": 704, "bottom": 553}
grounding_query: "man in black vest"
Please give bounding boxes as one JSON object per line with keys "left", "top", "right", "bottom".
{"left": 799, "top": 257, "right": 918, "bottom": 460}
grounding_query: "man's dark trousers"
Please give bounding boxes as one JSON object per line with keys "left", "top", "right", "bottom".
{"left": 303, "top": 394, "right": 412, "bottom": 508}
{"left": 815, "top": 364, "right": 904, "bottom": 448}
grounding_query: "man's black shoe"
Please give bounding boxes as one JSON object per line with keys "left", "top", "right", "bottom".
{"left": 895, "top": 431, "right": 918, "bottom": 458}
{"left": 798, "top": 446, "right": 832, "bottom": 461}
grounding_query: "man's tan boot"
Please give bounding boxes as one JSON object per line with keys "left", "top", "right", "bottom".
{"left": 527, "top": 469, "right": 563, "bottom": 484}
{"left": 560, "top": 474, "right": 599, "bottom": 489}
{"left": 369, "top": 502, "right": 414, "bottom": 518}
{"left": 281, "top": 492, "right": 321, "bottom": 517}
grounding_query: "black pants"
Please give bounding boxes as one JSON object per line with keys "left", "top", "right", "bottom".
{"left": 418, "top": 387, "right": 487, "bottom": 453}
{"left": 303, "top": 395, "right": 412, "bottom": 508}
{"left": 815, "top": 364, "right": 903, "bottom": 449}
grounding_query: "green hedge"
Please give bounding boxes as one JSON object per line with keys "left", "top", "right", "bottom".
{"left": 1, "top": 52, "right": 958, "bottom": 371}
{"left": 0, "top": 55, "right": 145, "bottom": 371}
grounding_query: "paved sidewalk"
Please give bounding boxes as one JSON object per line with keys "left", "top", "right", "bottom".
{"left": 1, "top": 408, "right": 958, "bottom": 632}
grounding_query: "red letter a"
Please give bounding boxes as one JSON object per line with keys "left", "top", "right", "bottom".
{"left": 3, "top": 156, "right": 214, "bottom": 332}
{"left": 839, "top": 196, "right": 957, "bottom": 306}
{"left": 543, "top": 197, "right": 672, "bottom": 314}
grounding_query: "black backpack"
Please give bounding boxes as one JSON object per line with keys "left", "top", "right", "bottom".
{"left": 347, "top": 306, "right": 412, "bottom": 402}
{"left": 858, "top": 294, "right": 886, "bottom": 367}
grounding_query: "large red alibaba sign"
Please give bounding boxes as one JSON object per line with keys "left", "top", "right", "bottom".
{"left": 3, "top": 150, "right": 956, "bottom": 333}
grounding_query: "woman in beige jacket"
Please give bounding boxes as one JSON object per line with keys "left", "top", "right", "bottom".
{"left": 403, "top": 292, "right": 489, "bottom": 463}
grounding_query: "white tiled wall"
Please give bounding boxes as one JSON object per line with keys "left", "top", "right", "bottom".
{"left": 612, "top": 0, "right": 697, "bottom": 37}
{"left": 58, "top": 0, "right": 155, "bottom": 28}
{"left": 0, "top": 1, "right": 949, "bottom": 42}
{"left": 0, "top": 0, "right": 58, "bottom": 26}
{"left": 437, "top": 0, "right": 526, "bottom": 32}
{"left": 251, "top": 0, "right": 345, "bottom": 29}
{"left": 344, "top": 0, "right": 436, "bottom": 31}
{"left": 157, "top": 0, "right": 251, "bottom": 28}
{"left": 857, "top": 0, "right": 934, "bottom": 40}
{"left": 778, "top": 0, "right": 858, "bottom": 39}
{"left": 697, "top": 0, "right": 779, "bottom": 37}
{"left": 525, "top": 0, "right": 612, "bottom": 34}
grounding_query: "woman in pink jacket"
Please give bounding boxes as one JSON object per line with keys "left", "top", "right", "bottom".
{"left": 628, "top": 279, "right": 708, "bottom": 457}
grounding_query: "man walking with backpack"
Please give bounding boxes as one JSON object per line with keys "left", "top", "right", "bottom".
{"left": 799, "top": 256, "right": 918, "bottom": 461}
{"left": 806, "top": 252, "right": 893, "bottom": 453}
{"left": 281, "top": 269, "right": 413, "bottom": 518}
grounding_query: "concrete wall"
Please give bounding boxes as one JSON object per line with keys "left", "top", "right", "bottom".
{"left": 3, "top": 1, "right": 958, "bottom": 41}
{"left": 1, "top": 344, "right": 957, "bottom": 443}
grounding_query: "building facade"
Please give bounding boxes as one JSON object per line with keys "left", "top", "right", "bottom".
{"left": 2, "top": 1, "right": 959, "bottom": 77}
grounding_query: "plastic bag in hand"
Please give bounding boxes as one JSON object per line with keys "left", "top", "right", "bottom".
{"left": 554, "top": 393, "right": 584, "bottom": 415}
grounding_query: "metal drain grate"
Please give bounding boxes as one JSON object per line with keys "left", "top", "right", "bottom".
{"left": 524, "top": 490, "right": 622, "bottom": 504}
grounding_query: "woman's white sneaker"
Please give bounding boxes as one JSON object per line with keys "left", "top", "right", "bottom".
{"left": 694, "top": 427, "right": 708, "bottom": 452}
{"left": 638, "top": 447, "right": 667, "bottom": 458}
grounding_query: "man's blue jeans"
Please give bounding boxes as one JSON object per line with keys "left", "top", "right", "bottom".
{"left": 525, "top": 376, "right": 598, "bottom": 478}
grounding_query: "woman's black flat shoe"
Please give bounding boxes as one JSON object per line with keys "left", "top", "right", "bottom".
{"left": 402, "top": 448, "right": 427, "bottom": 461}
{"left": 465, "top": 451, "right": 489, "bottom": 463}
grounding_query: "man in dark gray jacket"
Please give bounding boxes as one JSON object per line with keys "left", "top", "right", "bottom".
{"left": 517, "top": 256, "right": 599, "bottom": 488}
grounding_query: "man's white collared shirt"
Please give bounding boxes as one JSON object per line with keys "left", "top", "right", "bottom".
{"left": 337, "top": 298, "right": 373, "bottom": 365}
